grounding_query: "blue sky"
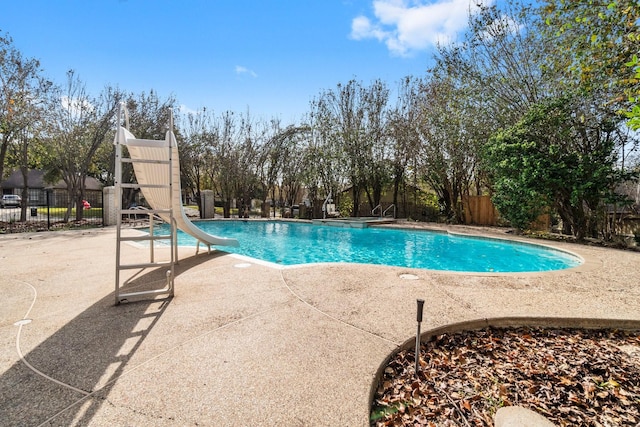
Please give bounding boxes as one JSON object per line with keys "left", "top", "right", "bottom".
{"left": 2, "top": 0, "right": 491, "bottom": 124}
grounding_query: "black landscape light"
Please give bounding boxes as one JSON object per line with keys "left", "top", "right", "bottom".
{"left": 415, "top": 298, "right": 425, "bottom": 378}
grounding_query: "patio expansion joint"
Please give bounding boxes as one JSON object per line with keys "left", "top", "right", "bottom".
{"left": 33, "top": 305, "right": 278, "bottom": 426}
{"left": 431, "top": 281, "right": 483, "bottom": 318}
{"left": 9, "top": 275, "right": 279, "bottom": 427}
{"left": 279, "top": 270, "right": 402, "bottom": 347}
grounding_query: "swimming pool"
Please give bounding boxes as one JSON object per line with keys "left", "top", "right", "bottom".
{"left": 145, "top": 220, "right": 582, "bottom": 273}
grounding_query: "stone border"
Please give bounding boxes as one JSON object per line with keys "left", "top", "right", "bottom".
{"left": 368, "top": 316, "right": 640, "bottom": 422}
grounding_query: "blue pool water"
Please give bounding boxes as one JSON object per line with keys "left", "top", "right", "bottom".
{"left": 146, "top": 220, "right": 582, "bottom": 272}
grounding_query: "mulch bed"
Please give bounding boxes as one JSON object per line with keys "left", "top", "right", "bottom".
{"left": 0, "top": 219, "right": 102, "bottom": 233}
{"left": 371, "top": 327, "right": 640, "bottom": 426}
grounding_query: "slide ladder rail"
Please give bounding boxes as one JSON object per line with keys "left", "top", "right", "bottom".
{"left": 114, "top": 104, "right": 176, "bottom": 305}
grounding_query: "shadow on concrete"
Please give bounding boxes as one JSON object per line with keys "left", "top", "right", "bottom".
{"left": 0, "top": 252, "right": 225, "bottom": 426}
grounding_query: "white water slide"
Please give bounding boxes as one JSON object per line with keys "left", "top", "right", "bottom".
{"left": 116, "top": 126, "right": 239, "bottom": 248}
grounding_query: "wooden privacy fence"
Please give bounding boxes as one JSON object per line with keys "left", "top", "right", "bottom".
{"left": 615, "top": 215, "right": 640, "bottom": 236}
{"left": 462, "top": 195, "right": 550, "bottom": 230}
{"left": 462, "top": 195, "right": 498, "bottom": 226}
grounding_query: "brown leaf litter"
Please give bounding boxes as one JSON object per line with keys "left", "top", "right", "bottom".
{"left": 371, "top": 327, "right": 640, "bottom": 426}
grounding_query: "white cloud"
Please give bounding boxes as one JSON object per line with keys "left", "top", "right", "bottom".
{"left": 350, "top": 0, "right": 494, "bottom": 56}
{"left": 179, "top": 104, "right": 199, "bottom": 116}
{"left": 235, "top": 65, "right": 258, "bottom": 78}
{"left": 479, "top": 13, "right": 523, "bottom": 42}
{"left": 61, "top": 95, "right": 94, "bottom": 117}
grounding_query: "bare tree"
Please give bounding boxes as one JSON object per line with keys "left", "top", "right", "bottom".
{"left": 278, "top": 127, "right": 309, "bottom": 211}
{"left": 306, "top": 109, "right": 348, "bottom": 213}
{"left": 206, "top": 111, "right": 241, "bottom": 218}
{"left": 387, "top": 76, "right": 423, "bottom": 218}
{"left": 257, "top": 120, "right": 311, "bottom": 217}
{"left": 416, "top": 76, "right": 485, "bottom": 222}
{"left": 179, "top": 108, "right": 215, "bottom": 213}
{"left": 434, "top": 2, "right": 547, "bottom": 128}
{"left": 311, "top": 79, "right": 392, "bottom": 216}
{"left": 233, "top": 112, "right": 263, "bottom": 218}
{"left": 113, "top": 91, "right": 177, "bottom": 208}
{"left": 361, "top": 79, "right": 391, "bottom": 212}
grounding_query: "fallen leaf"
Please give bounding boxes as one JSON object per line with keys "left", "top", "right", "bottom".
{"left": 371, "top": 327, "right": 640, "bottom": 427}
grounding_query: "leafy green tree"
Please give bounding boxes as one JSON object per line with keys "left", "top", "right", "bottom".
{"left": 426, "top": 1, "right": 552, "bottom": 223}
{"left": 539, "top": 0, "right": 640, "bottom": 234}
{"left": 45, "top": 71, "right": 121, "bottom": 221}
{"left": 542, "top": 0, "right": 640, "bottom": 172}
{"left": 0, "top": 31, "right": 51, "bottom": 188}
{"left": 485, "top": 96, "right": 632, "bottom": 239}
{"left": 542, "top": 0, "right": 639, "bottom": 107}
{"left": 624, "top": 55, "right": 640, "bottom": 130}
{"left": 542, "top": 0, "right": 640, "bottom": 174}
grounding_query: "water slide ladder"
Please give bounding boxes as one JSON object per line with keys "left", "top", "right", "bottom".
{"left": 113, "top": 104, "right": 177, "bottom": 305}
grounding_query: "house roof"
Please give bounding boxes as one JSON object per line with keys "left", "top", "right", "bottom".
{"left": 49, "top": 176, "right": 103, "bottom": 191}
{"left": 1, "top": 170, "right": 46, "bottom": 188}
{"left": 0, "top": 170, "right": 103, "bottom": 191}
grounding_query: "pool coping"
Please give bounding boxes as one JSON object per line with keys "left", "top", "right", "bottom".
{"left": 136, "top": 218, "right": 587, "bottom": 275}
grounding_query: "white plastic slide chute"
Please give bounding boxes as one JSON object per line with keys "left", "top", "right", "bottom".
{"left": 117, "top": 126, "right": 239, "bottom": 248}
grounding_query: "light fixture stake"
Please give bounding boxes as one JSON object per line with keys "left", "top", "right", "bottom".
{"left": 415, "top": 298, "right": 425, "bottom": 378}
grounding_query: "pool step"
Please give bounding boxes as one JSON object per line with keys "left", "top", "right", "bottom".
{"left": 312, "top": 217, "right": 397, "bottom": 229}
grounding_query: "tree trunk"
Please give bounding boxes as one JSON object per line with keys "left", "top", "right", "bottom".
{"left": 0, "top": 137, "right": 9, "bottom": 185}
{"left": 373, "top": 182, "right": 383, "bottom": 214}
{"left": 351, "top": 184, "right": 360, "bottom": 217}
{"left": 243, "top": 195, "right": 251, "bottom": 218}
{"left": 364, "top": 187, "right": 374, "bottom": 212}
{"left": 19, "top": 166, "right": 28, "bottom": 222}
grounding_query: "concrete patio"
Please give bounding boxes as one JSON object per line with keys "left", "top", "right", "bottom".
{"left": 1, "top": 225, "right": 639, "bottom": 426}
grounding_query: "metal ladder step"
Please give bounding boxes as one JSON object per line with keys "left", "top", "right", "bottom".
{"left": 118, "top": 261, "right": 173, "bottom": 270}
{"left": 120, "top": 235, "right": 172, "bottom": 242}
{"left": 114, "top": 103, "right": 177, "bottom": 305}
{"left": 120, "top": 183, "right": 171, "bottom": 189}
{"left": 117, "top": 287, "right": 172, "bottom": 301}
{"left": 121, "top": 158, "right": 171, "bottom": 165}
{"left": 121, "top": 208, "right": 171, "bottom": 215}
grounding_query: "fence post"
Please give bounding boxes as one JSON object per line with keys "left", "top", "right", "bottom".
{"left": 46, "top": 190, "right": 51, "bottom": 230}
{"left": 101, "top": 189, "right": 105, "bottom": 226}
